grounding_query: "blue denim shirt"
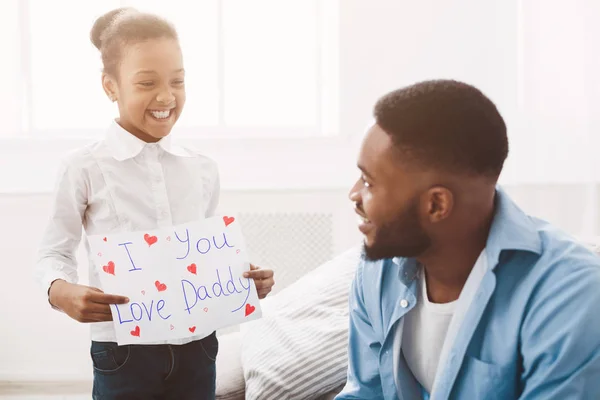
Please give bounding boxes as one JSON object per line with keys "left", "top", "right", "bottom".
{"left": 336, "top": 188, "right": 600, "bottom": 400}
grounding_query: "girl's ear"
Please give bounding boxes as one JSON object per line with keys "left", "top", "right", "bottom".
{"left": 102, "top": 73, "right": 118, "bottom": 102}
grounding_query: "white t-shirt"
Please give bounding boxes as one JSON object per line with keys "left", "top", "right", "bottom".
{"left": 402, "top": 270, "right": 457, "bottom": 393}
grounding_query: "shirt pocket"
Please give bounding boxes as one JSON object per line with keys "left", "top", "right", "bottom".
{"left": 454, "top": 355, "right": 516, "bottom": 400}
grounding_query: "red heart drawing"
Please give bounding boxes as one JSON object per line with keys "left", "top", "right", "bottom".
{"left": 170, "top": 324, "right": 174, "bottom": 331}
{"left": 102, "top": 261, "right": 115, "bottom": 275}
{"left": 189, "top": 326, "right": 196, "bottom": 333}
{"left": 141, "top": 290, "right": 145, "bottom": 295}
{"left": 130, "top": 326, "right": 140, "bottom": 337}
{"left": 155, "top": 280, "right": 167, "bottom": 292}
{"left": 223, "top": 216, "right": 235, "bottom": 227}
{"left": 187, "top": 263, "right": 197, "bottom": 275}
{"left": 203, "top": 307, "right": 209, "bottom": 312}
{"left": 245, "top": 303, "right": 256, "bottom": 317}
{"left": 144, "top": 234, "right": 158, "bottom": 246}
{"left": 103, "top": 237, "right": 107, "bottom": 242}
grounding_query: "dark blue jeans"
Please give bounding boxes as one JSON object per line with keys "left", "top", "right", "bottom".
{"left": 91, "top": 332, "right": 218, "bottom": 400}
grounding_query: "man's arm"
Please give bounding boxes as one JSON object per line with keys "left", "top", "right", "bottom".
{"left": 335, "top": 263, "right": 384, "bottom": 399}
{"left": 519, "top": 260, "right": 600, "bottom": 399}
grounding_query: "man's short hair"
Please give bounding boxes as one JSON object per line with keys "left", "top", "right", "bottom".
{"left": 374, "top": 79, "right": 509, "bottom": 178}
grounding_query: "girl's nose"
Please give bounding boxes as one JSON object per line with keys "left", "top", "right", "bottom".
{"left": 156, "top": 90, "right": 175, "bottom": 104}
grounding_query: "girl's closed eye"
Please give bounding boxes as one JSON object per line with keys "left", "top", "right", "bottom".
{"left": 138, "top": 81, "right": 155, "bottom": 88}
{"left": 172, "top": 79, "right": 185, "bottom": 86}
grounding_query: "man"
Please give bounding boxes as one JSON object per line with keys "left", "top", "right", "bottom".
{"left": 336, "top": 80, "right": 600, "bottom": 399}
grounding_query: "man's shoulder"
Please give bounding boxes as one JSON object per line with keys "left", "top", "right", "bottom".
{"left": 534, "top": 221, "right": 600, "bottom": 271}
{"left": 514, "top": 223, "right": 600, "bottom": 351}
{"left": 515, "top": 221, "right": 600, "bottom": 300}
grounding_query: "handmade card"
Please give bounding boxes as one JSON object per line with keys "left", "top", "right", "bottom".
{"left": 88, "top": 215, "right": 261, "bottom": 345}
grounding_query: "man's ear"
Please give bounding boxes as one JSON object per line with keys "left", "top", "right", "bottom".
{"left": 425, "top": 186, "right": 454, "bottom": 223}
{"left": 102, "top": 73, "right": 118, "bottom": 102}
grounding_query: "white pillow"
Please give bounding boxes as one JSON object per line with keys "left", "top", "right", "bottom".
{"left": 240, "top": 246, "right": 362, "bottom": 400}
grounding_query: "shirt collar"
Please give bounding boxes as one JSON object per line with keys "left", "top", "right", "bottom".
{"left": 105, "top": 120, "right": 192, "bottom": 161}
{"left": 485, "top": 186, "right": 542, "bottom": 268}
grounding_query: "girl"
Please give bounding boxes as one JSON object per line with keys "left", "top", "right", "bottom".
{"left": 35, "top": 7, "right": 275, "bottom": 400}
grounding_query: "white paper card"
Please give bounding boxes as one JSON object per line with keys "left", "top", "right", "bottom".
{"left": 88, "top": 215, "right": 261, "bottom": 345}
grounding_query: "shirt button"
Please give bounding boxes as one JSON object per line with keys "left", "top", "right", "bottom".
{"left": 400, "top": 299, "right": 409, "bottom": 308}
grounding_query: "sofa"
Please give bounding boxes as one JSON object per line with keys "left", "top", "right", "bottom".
{"left": 215, "top": 238, "right": 600, "bottom": 400}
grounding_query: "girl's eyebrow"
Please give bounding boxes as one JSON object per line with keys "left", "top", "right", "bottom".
{"left": 134, "top": 68, "right": 185, "bottom": 76}
{"left": 134, "top": 69, "right": 156, "bottom": 76}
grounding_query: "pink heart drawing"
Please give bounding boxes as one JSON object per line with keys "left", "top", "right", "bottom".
{"left": 97, "top": 252, "right": 102, "bottom": 257}
{"left": 144, "top": 234, "right": 158, "bottom": 246}
{"left": 187, "top": 263, "right": 197, "bottom": 275}
{"left": 223, "top": 216, "right": 235, "bottom": 227}
{"left": 236, "top": 249, "right": 241, "bottom": 254}
{"left": 102, "top": 261, "right": 115, "bottom": 275}
{"left": 170, "top": 324, "right": 175, "bottom": 331}
{"left": 155, "top": 280, "right": 167, "bottom": 292}
{"left": 203, "top": 307, "right": 209, "bottom": 312}
{"left": 245, "top": 303, "right": 256, "bottom": 317}
{"left": 166, "top": 236, "right": 171, "bottom": 241}
{"left": 141, "top": 290, "right": 145, "bottom": 295}
{"left": 130, "top": 326, "right": 140, "bottom": 337}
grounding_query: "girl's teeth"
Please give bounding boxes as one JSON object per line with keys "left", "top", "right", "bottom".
{"left": 150, "top": 110, "right": 170, "bottom": 119}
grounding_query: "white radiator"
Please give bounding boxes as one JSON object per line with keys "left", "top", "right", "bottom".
{"left": 237, "top": 212, "right": 334, "bottom": 295}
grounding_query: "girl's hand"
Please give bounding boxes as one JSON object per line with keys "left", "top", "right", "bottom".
{"left": 48, "top": 280, "right": 129, "bottom": 323}
{"left": 244, "top": 264, "right": 275, "bottom": 299}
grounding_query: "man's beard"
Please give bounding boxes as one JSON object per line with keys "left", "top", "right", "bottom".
{"left": 362, "top": 200, "right": 431, "bottom": 261}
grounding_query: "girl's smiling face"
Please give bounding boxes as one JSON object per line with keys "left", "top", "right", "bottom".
{"left": 103, "top": 38, "right": 186, "bottom": 143}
